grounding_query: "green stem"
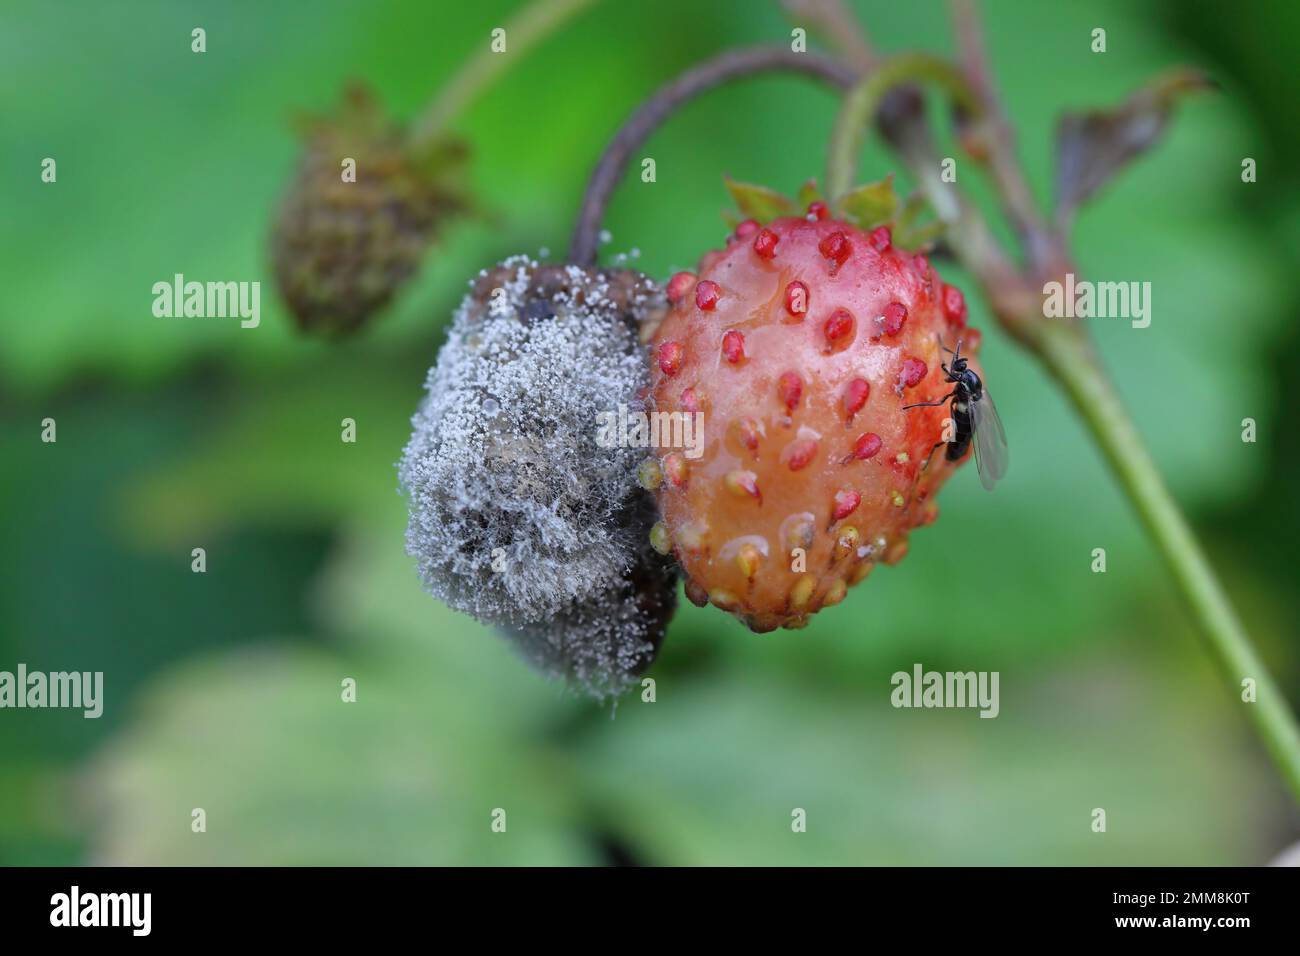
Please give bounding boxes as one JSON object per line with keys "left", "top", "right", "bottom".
{"left": 410, "top": 0, "right": 598, "bottom": 148}
{"left": 1038, "top": 321, "right": 1300, "bottom": 805}
{"left": 825, "top": 53, "right": 978, "bottom": 204}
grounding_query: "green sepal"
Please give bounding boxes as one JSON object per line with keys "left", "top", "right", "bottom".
{"left": 837, "top": 174, "right": 900, "bottom": 231}
{"left": 796, "top": 178, "right": 822, "bottom": 208}
{"left": 892, "top": 191, "right": 945, "bottom": 251}
{"left": 723, "top": 177, "right": 798, "bottom": 224}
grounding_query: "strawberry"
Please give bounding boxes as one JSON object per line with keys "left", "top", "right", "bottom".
{"left": 399, "top": 255, "right": 677, "bottom": 697}
{"left": 271, "top": 85, "right": 469, "bottom": 337}
{"left": 647, "top": 200, "right": 982, "bottom": 632}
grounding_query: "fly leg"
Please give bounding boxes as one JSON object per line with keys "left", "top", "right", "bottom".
{"left": 902, "top": 391, "right": 955, "bottom": 411}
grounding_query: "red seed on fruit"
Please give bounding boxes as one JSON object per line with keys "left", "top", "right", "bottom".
{"left": 663, "top": 452, "right": 688, "bottom": 488}
{"left": 868, "top": 225, "right": 892, "bottom": 253}
{"left": 684, "top": 579, "right": 709, "bottom": 607}
{"left": 753, "top": 228, "right": 779, "bottom": 260}
{"left": 843, "top": 378, "right": 870, "bottom": 419}
{"left": 824, "top": 308, "right": 855, "bottom": 348}
{"left": 913, "top": 253, "right": 930, "bottom": 276}
{"left": 680, "top": 387, "right": 700, "bottom": 413}
{"left": 832, "top": 489, "right": 861, "bottom": 521}
{"left": 818, "top": 231, "right": 851, "bottom": 267}
{"left": 807, "top": 201, "right": 829, "bottom": 220}
{"left": 782, "top": 436, "right": 818, "bottom": 471}
{"left": 735, "top": 219, "right": 760, "bottom": 239}
{"left": 900, "top": 357, "right": 927, "bottom": 388}
{"left": 696, "top": 280, "right": 720, "bottom": 311}
{"left": 777, "top": 371, "right": 802, "bottom": 411}
{"left": 658, "top": 341, "right": 684, "bottom": 376}
{"left": 883, "top": 301, "right": 908, "bottom": 336}
{"left": 942, "top": 285, "right": 967, "bottom": 327}
{"left": 853, "top": 432, "right": 883, "bottom": 459}
{"left": 784, "top": 280, "right": 809, "bottom": 317}
{"left": 734, "top": 416, "right": 762, "bottom": 451}
{"left": 725, "top": 469, "right": 762, "bottom": 503}
{"left": 722, "top": 329, "right": 745, "bottom": 363}
{"left": 667, "top": 271, "right": 696, "bottom": 303}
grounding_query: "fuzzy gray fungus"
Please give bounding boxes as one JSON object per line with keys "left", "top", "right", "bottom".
{"left": 399, "top": 256, "right": 675, "bottom": 695}
{"left": 503, "top": 505, "right": 676, "bottom": 698}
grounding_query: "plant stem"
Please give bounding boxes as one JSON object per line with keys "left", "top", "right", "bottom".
{"left": 411, "top": 0, "right": 599, "bottom": 149}
{"left": 568, "top": 46, "right": 856, "bottom": 266}
{"left": 780, "top": 0, "right": 876, "bottom": 69}
{"left": 1037, "top": 321, "right": 1300, "bottom": 805}
{"left": 824, "top": 53, "right": 977, "bottom": 204}
{"left": 821, "top": 3, "right": 1300, "bottom": 810}
{"left": 949, "top": 0, "right": 1063, "bottom": 275}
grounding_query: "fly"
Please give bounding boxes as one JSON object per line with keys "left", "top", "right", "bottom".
{"left": 902, "top": 337, "right": 1008, "bottom": 491}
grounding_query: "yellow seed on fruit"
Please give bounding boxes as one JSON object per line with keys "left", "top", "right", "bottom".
{"left": 724, "top": 469, "right": 762, "bottom": 502}
{"left": 823, "top": 578, "right": 848, "bottom": 606}
{"left": 649, "top": 521, "right": 671, "bottom": 555}
{"left": 637, "top": 458, "right": 663, "bottom": 490}
{"left": 895, "top": 451, "right": 910, "bottom": 464}
{"left": 709, "top": 588, "right": 740, "bottom": 611}
{"left": 834, "top": 525, "right": 859, "bottom": 561}
{"left": 735, "top": 542, "right": 763, "bottom": 579}
{"left": 789, "top": 575, "right": 815, "bottom": 609}
{"left": 785, "top": 516, "right": 816, "bottom": 552}
{"left": 676, "top": 521, "right": 709, "bottom": 554}
{"left": 891, "top": 491, "right": 905, "bottom": 508}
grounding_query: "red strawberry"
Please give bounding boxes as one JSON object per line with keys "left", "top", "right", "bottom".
{"left": 647, "top": 213, "right": 981, "bottom": 632}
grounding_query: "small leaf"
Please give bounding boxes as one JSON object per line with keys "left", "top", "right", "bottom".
{"left": 1054, "top": 67, "right": 1212, "bottom": 228}
{"left": 895, "top": 191, "right": 928, "bottom": 230}
{"left": 837, "top": 174, "right": 900, "bottom": 230}
{"left": 796, "top": 178, "right": 822, "bottom": 208}
{"left": 894, "top": 220, "right": 945, "bottom": 252}
{"left": 723, "top": 177, "right": 797, "bottom": 224}
{"left": 893, "top": 191, "right": 945, "bottom": 251}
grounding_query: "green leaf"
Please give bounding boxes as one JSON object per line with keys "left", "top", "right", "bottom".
{"left": 84, "top": 644, "right": 593, "bottom": 865}
{"left": 574, "top": 668, "right": 1267, "bottom": 865}
{"left": 837, "top": 174, "right": 900, "bottom": 230}
{"left": 723, "top": 177, "right": 797, "bottom": 224}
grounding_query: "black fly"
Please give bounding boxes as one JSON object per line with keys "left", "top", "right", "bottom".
{"left": 902, "top": 337, "right": 1008, "bottom": 491}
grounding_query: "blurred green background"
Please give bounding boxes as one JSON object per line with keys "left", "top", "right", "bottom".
{"left": 2, "top": 0, "right": 1298, "bottom": 865}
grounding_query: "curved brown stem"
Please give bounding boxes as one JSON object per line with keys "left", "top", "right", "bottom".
{"left": 568, "top": 46, "right": 857, "bottom": 266}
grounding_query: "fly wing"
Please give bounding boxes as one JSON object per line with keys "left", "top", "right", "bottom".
{"left": 971, "top": 390, "right": 1009, "bottom": 491}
